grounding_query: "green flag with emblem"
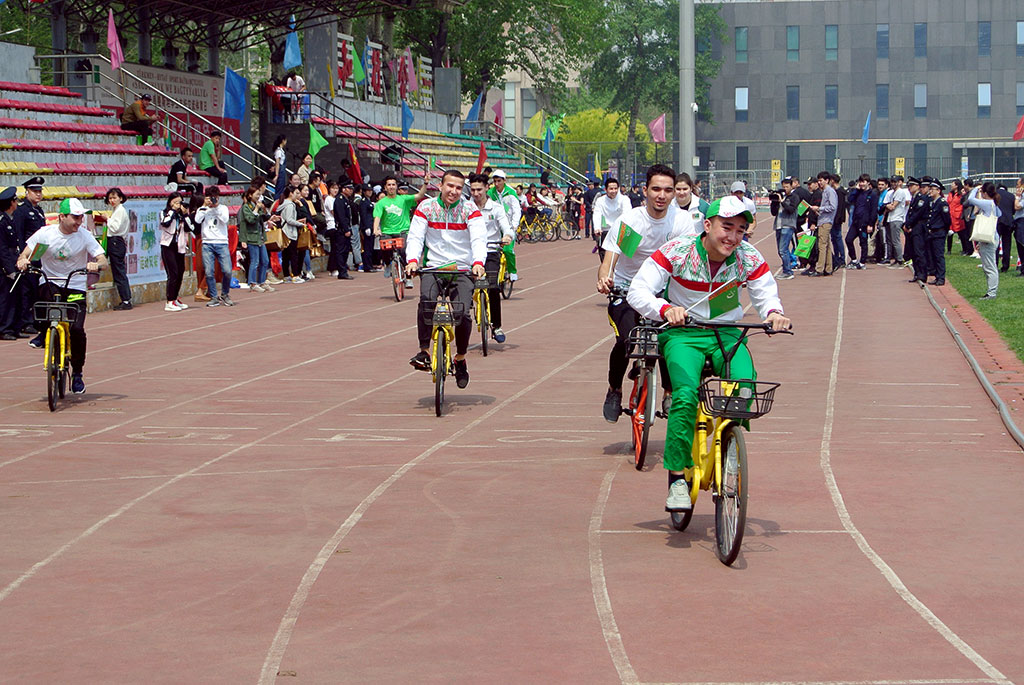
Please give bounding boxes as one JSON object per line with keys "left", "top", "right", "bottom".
{"left": 616, "top": 222, "right": 642, "bottom": 258}
{"left": 308, "top": 122, "right": 329, "bottom": 163}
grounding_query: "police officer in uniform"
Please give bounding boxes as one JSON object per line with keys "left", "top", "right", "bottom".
{"left": 0, "top": 186, "right": 23, "bottom": 340}
{"left": 925, "top": 179, "right": 950, "bottom": 286}
{"left": 904, "top": 176, "right": 932, "bottom": 285}
{"left": 13, "top": 177, "right": 47, "bottom": 340}
{"left": 332, "top": 179, "right": 355, "bottom": 279}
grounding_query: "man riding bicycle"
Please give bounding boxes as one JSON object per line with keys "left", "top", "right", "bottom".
{"left": 405, "top": 170, "right": 487, "bottom": 388}
{"left": 626, "top": 195, "right": 790, "bottom": 512}
{"left": 373, "top": 173, "right": 427, "bottom": 289}
{"left": 469, "top": 173, "right": 514, "bottom": 343}
{"left": 486, "top": 170, "right": 519, "bottom": 281}
{"left": 16, "top": 198, "right": 108, "bottom": 394}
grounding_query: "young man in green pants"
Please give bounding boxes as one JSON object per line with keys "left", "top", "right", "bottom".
{"left": 626, "top": 195, "right": 791, "bottom": 512}
{"left": 486, "top": 170, "right": 519, "bottom": 280}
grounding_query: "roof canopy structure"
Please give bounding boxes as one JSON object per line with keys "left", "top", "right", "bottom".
{"left": 15, "top": 0, "right": 448, "bottom": 52}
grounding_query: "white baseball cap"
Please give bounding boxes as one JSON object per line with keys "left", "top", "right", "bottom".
{"left": 729, "top": 180, "right": 746, "bottom": 193}
{"left": 706, "top": 195, "right": 753, "bottom": 224}
{"left": 59, "top": 197, "right": 91, "bottom": 216}
{"left": 492, "top": 170, "right": 507, "bottom": 179}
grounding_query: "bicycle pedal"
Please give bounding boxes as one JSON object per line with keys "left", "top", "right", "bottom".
{"left": 621, "top": 408, "right": 634, "bottom": 417}
{"left": 655, "top": 411, "right": 667, "bottom": 419}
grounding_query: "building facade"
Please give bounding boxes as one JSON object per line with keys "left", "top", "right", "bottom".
{"left": 696, "top": 0, "right": 1024, "bottom": 185}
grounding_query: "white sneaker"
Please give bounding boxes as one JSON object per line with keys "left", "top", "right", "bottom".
{"left": 329, "top": 270, "right": 339, "bottom": 277}
{"left": 164, "top": 301, "right": 182, "bottom": 312}
{"left": 174, "top": 299, "right": 189, "bottom": 310}
{"left": 405, "top": 279, "right": 414, "bottom": 288}
{"left": 304, "top": 271, "right": 316, "bottom": 280}
{"left": 261, "top": 283, "right": 276, "bottom": 292}
{"left": 509, "top": 273, "right": 519, "bottom": 282}
{"left": 239, "top": 282, "right": 250, "bottom": 290}
{"left": 291, "top": 276, "right": 305, "bottom": 283}
{"left": 665, "top": 479, "right": 693, "bottom": 511}
{"left": 251, "top": 284, "right": 265, "bottom": 293}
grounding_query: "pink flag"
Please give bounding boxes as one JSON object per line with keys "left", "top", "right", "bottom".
{"left": 648, "top": 113, "right": 666, "bottom": 143}
{"left": 107, "top": 9, "right": 124, "bottom": 71}
{"left": 491, "top": 99, "right": 503, "bottom": 128}
{"left": 404, "top": 47, "right": 418, "bottom": 92}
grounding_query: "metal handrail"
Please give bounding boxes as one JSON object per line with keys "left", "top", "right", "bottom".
{"left": 462, "top": 119, "right": 588, "bottom": 186}
{"left": 34, "top": 53, "right": 274, "bottom": 180}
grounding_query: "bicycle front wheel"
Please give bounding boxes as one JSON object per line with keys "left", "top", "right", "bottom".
{"left": 500, "top": 273, "right": 513, "bottom": 300}
{"left": 478, "top": 291, "right": 490, "bottom": 357}
{"left": 391, "top": 259, "right": 404, "bottom": 301}
{"left": 434, "top": 329, "right": 448, "bottom": 417}
{"left": 629, "top": 368, "right": 649, "bottom": 470}
{"left": 46, "top": 329, "right": 59, "bottom": 412}
{"left": 714, "top": 425, "right": 748, "bottom": 565}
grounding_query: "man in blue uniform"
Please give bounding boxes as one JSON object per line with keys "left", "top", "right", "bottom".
{"left": 0, "top": 186, "right": 23, "bottom": 340}
{"left": 12, "top": 177, "right": 47, "bottom": 338}
{"left": 924, "top": 179, "right": 950, "bottom": 286}
{"left": 904, "top": 176, "right": 932, "bottom": 285}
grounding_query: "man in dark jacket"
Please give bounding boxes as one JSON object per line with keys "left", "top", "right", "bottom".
{"left": 358, "top": 185, "right": 378, "bottom": 271}
{"left": 831, "top": 174, "right": 847, "bottom": 267}
{"left": 995, "top": 185, "right": 1017, "bottom": 272}
{"left": 845, "top": 174, "right": 876, "bottom": 269}
{"left": 905, "top": 177, "right": 932, "bottom": 284}
{"left": 333, "top": 180, "right": 356, "bottom": 279}
{"left": 925, "top": 179, "right": 951, "bottom": 285}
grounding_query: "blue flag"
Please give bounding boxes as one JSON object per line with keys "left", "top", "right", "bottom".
{"left": 464, "top": 91, "right": 483, "bottom": 130}
{"left": 284, "top": 15, "right": 302, "bottom": 70}
{"left": 861, "top": 110, "right": 871, "bottom": 144}
{"left": 543, "top": 126, "right": 553, "bottom": 154}
{"left": 401, "top": 100, "right": 414, "bottom": 139}
{"left": 223, "top": 68, "right": 247, "bottom": 122}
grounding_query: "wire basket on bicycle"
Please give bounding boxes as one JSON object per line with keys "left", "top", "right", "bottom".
{"left": 698, "top": 378, "right": 779, "bottom": 420}
{"left": 426, "top": 300, "right": 466, "bottom": 326}
{"left": 625, "top": 324, "right": 662, "bottom": 360}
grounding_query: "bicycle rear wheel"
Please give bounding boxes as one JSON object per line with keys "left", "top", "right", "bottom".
{"left": 391, "top": 258, "right": 404, "bottom": 301}
{"left": 45, "top": 329, "right": 59, "bottom": 412}
{"left": 477, "top": 291, "right": 490, "bottom": 357}
{"left": 433, "top": 329, "right": 447, "bottom": 417}
{"left": 714, "top": 425, "right": 748, "bottom": 565}
{"left": 629, "top": 368, "right": 651, "bottom": 470}
{"left": 500, "top": 273, "right": 513, "bottom": 300}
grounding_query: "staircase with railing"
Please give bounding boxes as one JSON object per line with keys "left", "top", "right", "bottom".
{"left": 461, "top": 119, "right": 589, "bottom": 187}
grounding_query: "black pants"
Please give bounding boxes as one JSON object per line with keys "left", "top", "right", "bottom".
{"left": 120, "top": 120, "right": 153, "bottom": 139}
{"left": 485, "top": 251, "right": 503, "bottom": 329}
{"left": 1015, "top": 218, "right": 1024, "bottom": 274}
{"left": 607, "top": 296, "right": 672, "bottom": 394}
{"left": 0, "top": 270, "right": 19, "bottom": 335}
{"left": 926, "top": 233, "right": 946, "bottom": 282}
{"left": 106, "top": 235, "right": 131, "bottom": 303}
{"left": 584, "top": 206, "right": 593, "bottom": 237}
{"left": 325, "top": 229, "right": 339, "bottom": 272}
{"left": 910, "top": 225, "right": 930, "bottom": 281}
{"left": 19, "top": 269, "right": 38, "bottom": 330}
{"left": 204, "top": 166, "right": 228, "bottom": 186}
{"left": 281, "top": 240, "right": 304, "bottom": 278}
{"left": 336, "top": 231, "right": 352, "bottom": 277}
{"left": 161, "top": 245, "right": 185, "bottom": 301}
{"left": 361, "top": 230, "right": 377, "bottom": 268}
{"left": 844, "top": 224, "right": 868, "bottom": 264}
{"left": 418, "top": 273, "right": 473, "bottom": 354}
{"left": 35, "top": 283, "right": 87, "bottom": 373}
{"left": 997, "top": 223, "right": 1015, "bottom": 270}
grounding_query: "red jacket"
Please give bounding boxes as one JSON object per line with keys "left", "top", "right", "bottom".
{"left": 947, "top": 191, "right": 964, "bottom": 232}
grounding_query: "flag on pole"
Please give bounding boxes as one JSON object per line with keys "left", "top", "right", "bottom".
{"left": 543, "top": 126, "right": 553, "bottom": 154}
{"left": 464, "top": 91, "right": 483, "bottom": 130}
{"left": 347, "top": 143, "right": 362, "bottom": 185}
{"left": 526, "top": 110, "right": 545, "bottom": 139}
{"left": 284, "top": 15, "right": 302, "bottom": 70}
{"left": 594, "top": 150, "right": 601, "bottom": 179}
{"left": 1013, "top": 113, "right": 1024, "bottom": 141}
{"left": 491, "top": 99, "right": 503, "bottom": 128}
{"left": 327, "top": 58, "right": 335, "bottom": 99}
{"left": 616, "top": 222, "right": 642, "bottom": 258}
{"left": 403, "top": 47, "right": 418, "bottom": 92}
{"left": 107, "top": 9, "right": 124, "bottom": 71}
{"left": 401, "top": 100, "right": 414, "bottom": 139}
{"left": 648, "top": 113, "right": 666, "bottom": 143}
{"left": 475, "top": 141, "right": 487, "bottom": 174}
{"left": 223, "top": 67, "right": 247, "bottom": 122}
{"left": 861, "top": 110, "right": 871, "bottom": 144}
{"left": 353, "top": 43, "right": 367, "bottom": 84}
{"left": 308, "top": 122, "right": 328, "bottom": 163}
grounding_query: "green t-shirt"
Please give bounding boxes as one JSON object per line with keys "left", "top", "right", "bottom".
{"left": 200, "top": 139, "right": 217, "bottom": 170}
{"left": 373, "top": 194, "right": 419, "bottom": 235}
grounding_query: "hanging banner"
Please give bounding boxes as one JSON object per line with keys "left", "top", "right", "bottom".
{"left": 365, "top": 40, "right": 384, "bottom": 103}
{"left": 336, "top": 32, "right": 357, "bottom": 98}
{"left": 411, "top": 55, "right": 433, "bottom": 111}
{"left": 122, "top": 199, "right": 165, "bottom": 284}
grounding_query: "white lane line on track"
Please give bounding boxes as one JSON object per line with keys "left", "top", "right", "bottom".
{"left": 857, "top": 417, "right": 978, "bottom": 422}
{"left": 257, "top": 335, "right": 612, "bottom": 684}
{"left": 598, "top": 529, "right": 849, "bottom": 535}
{"left": 818, "top": 271, "right": 1009, "bottom": 685}
{"left": 640, "top": 679, "right": 1004, "bottom": 685}
{"left": 856, "top": 382, "right": 961, "bottom": 386}
{"left": 588, "top": 459, "right": 638, "bottom": 685}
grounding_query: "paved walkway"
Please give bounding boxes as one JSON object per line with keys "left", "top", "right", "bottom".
{"left": 0, "top": 224, "right": 1021, "bottom": 684}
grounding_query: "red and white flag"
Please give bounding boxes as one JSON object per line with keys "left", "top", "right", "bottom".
{"left": 107, "top": 9, "right": 124, "bottom": 71}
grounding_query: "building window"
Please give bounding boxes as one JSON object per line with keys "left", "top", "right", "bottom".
{"left": 736, "top": 146, "right": 749, "bottom": 171}
{"left": 876, "top": 24, "right": 889, "bottom": 59}
{"left": 876, "top": 144, "right": 889, "bottom": 177}
{"left": 521, "top": 87, "right": 537, "bottom": 135}
{"left": 735, "top": 87, "right": 748, "bottom": 122}
{"left": 1017, "top": 82, "right": 1024, "bottom": 116}
{"left": 786, "top": 145, "right": 800, "bottom": 178}
{"left": 914, "top": 83, "right": 927, "bottom": 118}
{"left": 787, "top": 85, "right": 799, "bottom": 120}
{"left": 787, "top": 26, "right": 799, "bottom": 62}
{"left": 1018, "top": 21, "right": 1024, "bottom": 57}
{"left": 735, "top": 27, "right": 748, "bottom": 63}
{"left": 978, "top": 21, "right": 991, "bottom": 57}
{"left": 825, "top": 25, "right": 838, "bottom": 61}
{"left": 978, "top": 82, "right": 991, "bottom": 118}
{"left": 825, "top": 144, "right": 837, "bottom": 171}
{"left": 503, "top": 82, "right": 516, "bottom": 134}
{"left": 913, "top": 143, "right": 927, "bottom": 177}
{"left": 876, "top": 84, "right": 889, "bottom": 119}
{"left": 697, "top": 146, "right": 711, "bottom": 171}
{"left": 914, "top": 23, "right": 927, "bottom": 58}
{"left": 825, "top": 85, "right": 838, "bottom": 120}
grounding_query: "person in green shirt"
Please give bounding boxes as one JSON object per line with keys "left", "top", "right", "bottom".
{"left": 373, "top": 174, "right": 427, "bottom": 288}
{"left": 200, "top": 130, "right": 228, "bottom": 185}
{"left": 486, "top": 170, "right": 519, "bottom": 279}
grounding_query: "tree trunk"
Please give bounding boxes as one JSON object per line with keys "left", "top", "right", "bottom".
{"left": 626, "top": 97, "right": 640, "bottom": 185}
{"left": 431, "top": 13, "right": 449, "bottom": 68}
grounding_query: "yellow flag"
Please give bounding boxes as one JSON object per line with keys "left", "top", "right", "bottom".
{"left": 327, "top": 58, "right": 335, "bottom": 99}
{"left": 526, "top": 110, "right": 546, "bottom": 139}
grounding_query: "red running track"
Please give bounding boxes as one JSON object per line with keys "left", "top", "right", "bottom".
{"left": 0, "top": 222, "right": 1022, "bottom": 684}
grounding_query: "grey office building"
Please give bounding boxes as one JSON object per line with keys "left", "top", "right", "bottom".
{"left": 695, "top": 0, "right": 1024, "bottom": 186}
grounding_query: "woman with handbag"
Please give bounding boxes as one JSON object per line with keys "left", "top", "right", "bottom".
{"left": 159, "top": 194, "right": 192, "bottom": 312}
{"left": 279, "top": 185, "right": 307, "bottom": 283}
{"left": 298, "top": 183, "right": 321, "bottom": 280}
{"left": 965, "top": 182, "right": 1001, "bottom": 299}
{"left": 239, "top": 186, "right": 273, "bottom": 293}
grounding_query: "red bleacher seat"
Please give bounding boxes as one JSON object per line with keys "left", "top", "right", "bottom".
{"left": 0, "top": 98, "right": 110, "bottom": 117}
{"left": 0, "top": 81, "right": 82, "bottom": 98}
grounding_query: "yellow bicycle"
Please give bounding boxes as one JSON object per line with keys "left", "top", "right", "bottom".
{"left": 669, "top": 318, "right": 790, "bottom": 565}
{"left": 419, "top": 267, "right": 472, "bottom": 417}
{"left": 472, "top": 274, "right": 492, "bottom": 357}
{"left": 24, "top": 266, "right": 88, "bottom": 411}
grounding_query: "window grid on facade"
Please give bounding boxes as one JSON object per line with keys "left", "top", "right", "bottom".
{"left": 1017, "top": 82, "right": 1024, "bottom": 116}
{"left": 787, "top": 26, "right": 799, "bottom": 61}
{"left": 503, "top": 83, "right": 516, "bottom": 134}
{"left": 735, "top": 27, "right": 748, "bottom": 63}
{"left": 1018, "top": 22, "right": 1024, "bottom": 57}
{"left": 876, "top": 24, "right": 889, "bottom": 59}
{"left": 913, "top": 143, "right": 928, "bottom": 177}
{"left": 825, "top": 85, "right": 838, "bottom": 120}
{"left": 876, "top": 84, "right": 889, "bottom": 119}
{"left": 978, "top": 83, "right": 991, "bottom": 119}
{"left": 825, "top": 145, "right": 837, "bottom": 170}
{"left": 786, "top": 145, "right": 800, "bottom": 178}
{"left": 978, "top": 22, "right": 991, "bottom": 57}
{"left": 876, "top": 144, "right": 889, "bottom": 177}
{"left": 825, "top": 25, "right": 838, "bottom": 61}
{"left": 914, "top": 23, "right": 927, "bottom": 58}
{"left": 914, "top": 83, "right": 927, "bottom": 118}
{"left": 736, "top": 146, "right": 749, "bottom": 171}
{"left": 735, "top": 87, "right": 748, "bottom": 122}
{"left": 787, "top": 85, "right": 799, "bottom": 120}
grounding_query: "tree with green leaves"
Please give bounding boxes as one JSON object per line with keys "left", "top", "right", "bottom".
{"left": 556, "top": 108, "right": 649, "bottom": 171}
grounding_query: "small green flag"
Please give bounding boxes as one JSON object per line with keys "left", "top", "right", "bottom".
{"left": 616, "top": 222, "right": 642, "bottom": 258}
{"left": 308, "top": 122, "right": 329, "bottom": 163}
{"left": 601, "top": 215, "right": 609, "bottom": 229}
{"left": 429, "top": 155, "right": 436, "bottom": 170}
{"left": 352, "top": 49, "right": 366, "bottom": 84}
{"left": 797, "top": 199, "right": 810, "bottom": 216}
{"left": 436, "top": 260, "right": 458, "bottom": 271}
{"left": 29, "top": 243, "right": 48, "bottom": 260}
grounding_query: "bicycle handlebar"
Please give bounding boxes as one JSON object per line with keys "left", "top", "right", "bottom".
{"left": 14, "top": 266, "right": 91, "bottom": 293}
{"left": 684, "top": 317, "right": 794, "bottom": 335}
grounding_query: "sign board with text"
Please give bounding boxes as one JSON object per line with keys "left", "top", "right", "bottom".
{"left": 123, "top": 200, "right": 166, "bottom": 284}
{"left": 894, "top": 157, "right": 905, "bottom": 175}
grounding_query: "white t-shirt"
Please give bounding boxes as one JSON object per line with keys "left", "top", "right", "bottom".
{"left": 195, "top": 204, "right": 230, "bottom": 243}
{"left": 26, "top": 224, "right": 105, "bottom": 292}
{"left": 601, "top": 206, "right": 689, "bottom": 288}
{"left": 324, "top": 195, "right": 336, "bottom": 230}
{"left": 889, "top": 187, "right": 912, "bottom": 223}
{"left": 287, "top": 75, "right": 305, "bottom": 92}
{"left": 274, "top": 147, "right": 286, "bottom": 173}
{"left": 592, "top": 193, "right": 632, "bottom": 235}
